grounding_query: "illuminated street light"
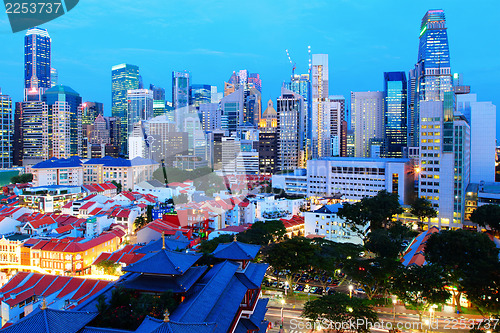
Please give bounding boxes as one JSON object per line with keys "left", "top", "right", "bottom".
{"left": 349, "top": 285, "right": 353, "bottom": 298}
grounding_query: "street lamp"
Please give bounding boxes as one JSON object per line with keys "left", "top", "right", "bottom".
{"left": 349, "top": 285, "right": 353, "bottom": 299}
{"left": 285, "top": 281, "right": 289, "bottom": 296}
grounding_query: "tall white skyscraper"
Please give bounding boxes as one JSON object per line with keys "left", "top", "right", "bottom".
{"left": 311, "top": 54, "right": 329, "bottom": 159}
{"left": 351, "top": 91, "right": 384, "bottom": 157}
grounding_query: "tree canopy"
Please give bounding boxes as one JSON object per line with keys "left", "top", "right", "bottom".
{"left": 303, "top": 293, "right": 378, "bottom": 333}
{"left": 10, "top": 173, "right": 33, "bottom": 184}
{"left": 470, "top": 204, "right": 500, "bottom": 232}
{"left": 337, "top": 190, "right": 403, "bottom": 236}
{"left": 425, "top": 229, "right": 500, "bottom": 312}
{"left": 410, "top": 197, "right": 437, "bottom": 226}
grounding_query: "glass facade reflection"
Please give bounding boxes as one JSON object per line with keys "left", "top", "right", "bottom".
{"left": 383, "top": 72, "right": 407, "bottom": 157}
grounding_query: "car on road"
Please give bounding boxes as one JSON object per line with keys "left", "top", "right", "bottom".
{"left": 296, "top": 284, "right": 304, "bottom": 292}
{"left": 271, "top": 281, "right": 278, "bottom": 288}
{"left": 310, "top": 287, "right": 318, "bottom": 293}
{"left": 314, "top": 287, "right": 323, "bottom": 295}
{"left": 304, "top": 285, "right": 311, "bottom": 293}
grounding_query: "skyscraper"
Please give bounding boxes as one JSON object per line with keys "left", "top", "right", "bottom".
{"left": 24, "top": 27, "right": 51, "bottom": 99}
{"left": 21, "top": 99, "right": 46, "bottom": 164}
{"left": 409, "top": 9, "right": 452, "bottom": 147}
{"left": 13, "top": 102, "right": 23, "bottom": 166}
{"left": 286, "top": 74, "right": 311, "bottom": 158}
{"left": 172, "top": 71, "right": 190, "bottom": 131}
{"left": 112, "top": 63, "right": 140, "bottom": 155}
{"left": 311, "top": 54, "right": 329, "bottom": 159}
{"left": 190, "top": 84, "right": 212, "bottom": 109}
{"left": 50, "top": 68, "right": 58, "bottom": 87}
{"left": 351, "top": 91, "right": 384, "bottom": 158}
{"left": 42, "top": 85, "right": 83, "bottom": 158}
{"left": 383, "top": 72, "right": 408, "bottom": 157}
{"left": 276, "top": 87, "right": 304, "bottom": 171}
{"left": 127, "top": 89, "right": 154, "bottom": 138}
{"left": 0, "top": 91, "right": 12, "bottom": 168}
{"left": 150, "top": 84, "right": 166, "bottom": 117}
{"left": 82, "top": 102, "right": 103, "bottom": 127}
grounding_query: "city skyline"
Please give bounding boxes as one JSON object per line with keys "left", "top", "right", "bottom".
{"left": 0, "top": 1, "right": 498, "bottom": 137}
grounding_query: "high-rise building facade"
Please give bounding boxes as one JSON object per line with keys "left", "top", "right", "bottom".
{"left": 383, "top": 72, "right": 407, "bottom": 157}
{"left": 351, "top": 91, "right": 384, "bottom": 158}
{"left": 42, "top": 85, "right": 83, "bottom": 158}
{"left": 0, "top": 91, "right": 12, "bottom": 168}
{"left": 409, "top": 9, "right": 452, "bottom": 147}
{"left": 311, "top": 54, "right": 329, "bottom": 159}
{"left": 24, "top": 27, "right": 51, "bottom": 97}
{"left": 276, "top": 87, "right": 304, "bottom": 171}
{"left": 13, "top": 102, "right": 23, "bottom": 166}
{"left": 111, "top": 63, "right": 140, "bottom": 155}
{"left": 82, "top": 102, "right": 103, "bottom": 127}
{"left": 127, "top": 89, "right": 154, "bottom": 137}
{"left": 286, "top": 74, "right": 311, "bottom": 158}
{"left": 190, "top": 84, "right": 212, "bottom": 109}
{"left": 50, "top": 68, "right": 58, "bottom": 87}
{"left": 21, "top": 99, "right": 46, "bottom": 164}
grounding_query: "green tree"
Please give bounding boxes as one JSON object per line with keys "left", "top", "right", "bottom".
{"left": 303, "top": 293, "right": 378, "bottom": 333}
{"left": 146, "top": 205, "right": 154, "bottom": 222}
{"left": 344, "top": 257, "right": 401, "bottom": 300}
{"left": 425, "top": 229, "right": 500, "bottom": 313}
{"left": 410, "top": 197, "right": 437, "bottom": 227}
{"left": 337, "top": 190, "right": 403, "bottom": 236}
{"left": 310, "top": 238, "right": 362, "bottom": 292}
{"left": 364, "top": 222, "right": 417, "bottom": 259}
{"left": 470, "top": 204, "right": 500, "bottom": 233}
{"left": 238, "top": 220, "right": 286, "bottom": 246}
{"left": 111, "top": 180, "right": 122, "bottom": 193}
{"left": 134, "top": 216, "right": 148, "bottom": 230}
{"left": 265, "top": 237, "right": 317, "bottom": 287}
{"left": 198, "top": 233, "right": 234, "bottom": 254}
{"left": 10, "top": 173, "right": 33, "bottom": 184}
{"left": 95, "top": 259, "right": 120, "bottom": 275}
{"left": 391, "top": 265, "right": 450, "bottom": 323}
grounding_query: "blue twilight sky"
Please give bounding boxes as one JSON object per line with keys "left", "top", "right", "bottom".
{"left": 0, "top": 0, "right": 499, "bottom": 138}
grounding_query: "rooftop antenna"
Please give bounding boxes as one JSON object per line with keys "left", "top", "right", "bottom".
{"left": 285, "top": 49, "right": 296, "bottom": 76}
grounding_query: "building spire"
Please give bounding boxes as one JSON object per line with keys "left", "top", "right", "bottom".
{"left": 163, "top": 309, "right": 170, "bottom": 322}
{"left": 233, "top": 233, "right": 237, "bottom": 242}
{"left": 162, "top": 231, "right": 166, "bottom": 250}
{"left": 40, "top": 297, "right": 47, "bottom": 310}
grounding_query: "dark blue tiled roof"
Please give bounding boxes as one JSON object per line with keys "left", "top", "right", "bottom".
{"left": 234, "top": 319, "right": 259, "bottom": 333}
{"left": 171, "top": 261, "right": 252, "bottom": 333}
{"left": 1, "top": 308, "right": 97, "bottom": 333}
{"left": 250, "top": 299, "right": 269, "bottom": 327}
{"left": 84, "top": 156, "right": 158, "bottom": 167}
{"left": 119, "top": 266, "right": 207, "bottom": 293}
{"left": 212, "top": 241, "right": 260, "bottom": 260}
{"left": 238, "top": 263, "right": 268, "bottom": 288}
{"left": 80, "top": 327, "right": 133, "bottom": 333}
{"left": 32, "top": 156, "right": 83, "bottom": 169}
{"left": 123, "top": 249, "right": 202, "bottom": 275}
{"left": 135, "top": 237, "right": 189, "bottom": 254}
{"left": 135, "top": 316, "right": 216, "bottom": 333}
{"left": 259, "top": 321, "right": 269, "bottom": 333}
{"left": 171, "top": 261, "right": 239, "bottom": 323}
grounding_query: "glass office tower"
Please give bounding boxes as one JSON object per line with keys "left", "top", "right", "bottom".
{"left": 409, "top": 9, "right": 452, "bottom": 147}
{"left": 112, "top": 63, "right": 140, "bottom": 155}
{"left": 383, "top": 72, "right": 407, "bottom": 157}
{"left": 24, "top": 27, "right": 51, "bottom": 93}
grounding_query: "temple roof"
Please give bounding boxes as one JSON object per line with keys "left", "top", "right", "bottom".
{"left": 0, "top": 308, "right": 97, "bottom": 333}
{"left": 123, "top": 249, "right": 201, "bottom": 275}
{"left": 135, "top": 236, "right": 189, "bottom": 254}
{"left": 212, "top": 241, "right": 260, "bottom": 260}
{"left": 119, "top": 266, "right": 207, "bottom": 293}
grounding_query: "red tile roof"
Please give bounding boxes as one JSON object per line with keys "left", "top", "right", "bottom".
{"left": 54, "top": 225, "right": 73, "bottom": 234}
{"left": 79, "top": 201, "right": 96, "bottom": 210}
{"left": 27, "top": 216, "right": 57, "bottom": 229}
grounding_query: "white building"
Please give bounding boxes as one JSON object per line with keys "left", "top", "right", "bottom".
{"left": 311, "top": 54, "right": 330, "bottom": 159}
{"left": 252, "top": 194, "right": 305, "bottom": 221}
{"left": 351, "top": 91, "right": 384, "bottom": 157}
{"left": 304, "top": 204, "right": 365, "bottom": 245}
{"left": 271, "top": 169, "right": 307, "bottom": 196}
{"left": 31, "top": 156, "right": 83, "bottom": 187}
{"left": 457, "top": 94, "right": 496, "bottom": 183}
{"left": 134, "top": 179, "right": 173, "bottom": 202}
{"left": 306, "top": 158, "right": 414, "bottom": 204}
{"left": 418, "top": 98, "right": 470, "bottom": 229}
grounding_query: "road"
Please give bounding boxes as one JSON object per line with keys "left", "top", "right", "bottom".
{"left": 264, "top": 306, "right": 471, "bottom": 333}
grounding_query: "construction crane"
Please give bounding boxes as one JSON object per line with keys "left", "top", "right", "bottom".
{"left": 308, "top": 45, "right": 312, "bottom": 73}
{"left": 285, "top": 49, "right": 296, "bottom": 76}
